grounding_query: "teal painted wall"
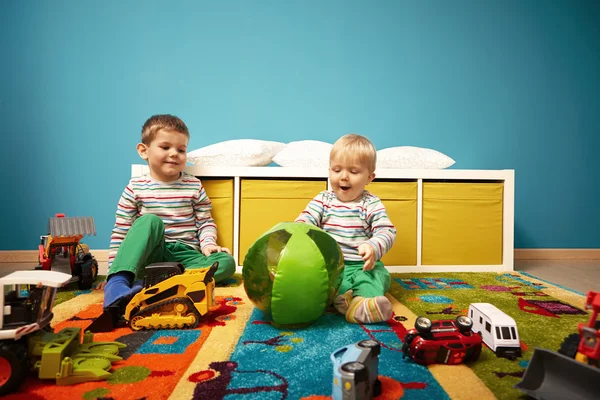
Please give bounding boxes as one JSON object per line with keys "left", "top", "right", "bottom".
{"left": 1, "top": 0, "right": 598, "bottom": 250}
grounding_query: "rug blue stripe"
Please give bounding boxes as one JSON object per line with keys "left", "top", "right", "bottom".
{"left": 517, "top": 270, "right": 586, "bottom": 296}
{"left": 227, "top": 308, "right": 449, "bottom": 399}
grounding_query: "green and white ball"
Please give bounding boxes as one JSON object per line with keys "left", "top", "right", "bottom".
{"left": 243, "top": 222, "right": 344, "bottom": 326}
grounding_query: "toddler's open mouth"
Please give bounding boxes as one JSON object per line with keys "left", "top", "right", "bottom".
{"left": 340, "top": 186, "right": 351, "bottom": 191}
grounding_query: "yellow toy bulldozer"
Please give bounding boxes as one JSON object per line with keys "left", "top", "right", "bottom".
{"left": 88, "top": 262, "right": 218, "bottom": 332}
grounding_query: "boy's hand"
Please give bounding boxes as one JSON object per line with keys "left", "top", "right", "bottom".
{"left": 95, "top": 280, "right": 107, "bottom": 290}
{"left": 358, "top": 243, "right": 376, "bottom": 271}
{"left": 202, "top": 244, "right": 232, "bottom": 256}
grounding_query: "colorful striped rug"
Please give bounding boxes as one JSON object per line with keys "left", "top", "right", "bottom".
{"left": 6, "top": 271, "right": 590, "bottom": 400}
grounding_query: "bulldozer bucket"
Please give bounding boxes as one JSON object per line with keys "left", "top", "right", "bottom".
{"left": 86, "top": 302, "right": 124, "bottom": 333}
{"left": 515, "top": 348, "right": 600, "bottom": 400}
{"left": 49, "top": 216, "right": 96, "bottom": 237}
{"left": 86, "top": 310, "right": 120, "bottom": 333}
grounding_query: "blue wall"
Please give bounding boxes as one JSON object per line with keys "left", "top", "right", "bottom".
{"left": 1, "top": 0, "right": 598, "bottom": 250}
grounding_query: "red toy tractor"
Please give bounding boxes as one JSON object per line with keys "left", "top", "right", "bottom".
{"left": 577, "top": 291, "right": 600, "bottom": 365}
{"left": 36, "top": 214, "right": 99, "bottom": 290}
{"left": 553, "top": 291, "right": 600, "bottom": 367}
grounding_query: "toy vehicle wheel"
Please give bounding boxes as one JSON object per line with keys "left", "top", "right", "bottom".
{"left": 130, "top": 316, "right": 146, "bottom": 331}
{"left": 402, "top": 333, "right": 416, "bottom": 358}
{"left": 185, "top": 312, "right": 199, "bottom": 329}
{"left": 341, "top": 361, "right": 365, "bottom": 373}
{"left": 558, "top": 333, "right": 580, "bottom": 359}
{"left": 0, "top": 342, "right": 28, "bottom": 396}
{"left": 374, "top": 378, "right": 382, "bottom": 397}
{"left": 357, "top": 339, "right": 381, "bottom": 356}
{"left": 455, "top": 315, "right": 473, "bottom": 332}
{"left": 77, "top": 256, "right": 98, "bottom": 290}
{"left": 90, "top": 258, "right": 99, "bottom": 279}
{"left": 78, "top": 275, "right": 94, "bottom": 290}
{"left": 415, "top": 317, "right": 432, "bottom": 334}
{"left": 357, "top": 339, "right": 379, "bottom": 349}
{"left": 340, "top": 361, "right": 368, "bottom": 382}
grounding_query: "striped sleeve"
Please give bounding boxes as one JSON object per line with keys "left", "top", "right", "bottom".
{"left": 193, "top": 182, "right": 217, "bottom": 249}
{"left": 108, "top": 183, "right": 138, "bottom": 270}
{"left": 295, "top": 191, "right": 326, "bottom": 227}
{"left": 365, "top": 196, "right": 396, "bottom": 260}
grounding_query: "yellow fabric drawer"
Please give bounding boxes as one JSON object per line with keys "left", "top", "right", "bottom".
{"left": 201, "top": 179, "right": 234, "bottom": 253}
{"left": 240, "top": 179, "right": 327, "bottom": 263}
{"left": 241, "top": 179, "right": 325, "bottom": 199}
{"left": 422, "top": 182, "right": 503, "bottom": 265}
{"left": 368, "top": 181, "right": 417, "bottom": 266}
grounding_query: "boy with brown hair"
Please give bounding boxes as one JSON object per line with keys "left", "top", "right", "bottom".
{"left": 295, "top": 134, "right": 396, "bottom": 324}
{"left": 100, "top": 114, "right": 235, "bottom": 307}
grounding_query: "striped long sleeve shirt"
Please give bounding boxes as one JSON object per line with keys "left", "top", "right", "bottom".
{"left": 108, "top": 173, "right": 217, "bottom": 268}
{"left": 295, "top": 190, "right": 396, "bottom": 262}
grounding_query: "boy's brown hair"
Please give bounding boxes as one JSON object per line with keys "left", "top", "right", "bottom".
{"left": 330, "top": 134, "right": 377, "bottom": 173}
{"left": 141, "top": 114, "right": 189, "bottom": 145}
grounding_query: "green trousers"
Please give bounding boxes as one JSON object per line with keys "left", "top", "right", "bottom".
{"left": 108, "top": 214, "right": 236, "bottom": 283}
{"left": 338, "top": 260, "right": 391, "bottom": 298}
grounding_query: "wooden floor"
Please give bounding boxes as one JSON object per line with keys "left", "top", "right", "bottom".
{"left": 515, "top": 259, "right": 600, "bottom": 294}
{"left": 1, "top": 259, "right": 599, "bottom": 294}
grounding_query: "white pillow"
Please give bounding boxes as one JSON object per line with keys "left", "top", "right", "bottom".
{"left": 272, "top": 140, "right": 333, "bottom": 167}
{"left": 187, "top": 139, "right": 286, "bottom": 166}
{"left": 377, "top": 146, "right": 455, "bottom": 169}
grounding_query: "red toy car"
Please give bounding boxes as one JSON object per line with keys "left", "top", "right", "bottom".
{"left": 402, "top": 316, "right": 482, "bottom": 365}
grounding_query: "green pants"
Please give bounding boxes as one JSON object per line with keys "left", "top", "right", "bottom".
{"left": 108, "top": 214, "right": 236, "bottom": 283}
{"left": 338, "top": 260, "right": 391, "bottom": 298}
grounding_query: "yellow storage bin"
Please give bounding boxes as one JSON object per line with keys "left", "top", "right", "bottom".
{"left": 201, "top": 179, "right": 234, "bottom": 254}
{"left": 422, "top": 182, "right": 503, "bottom": 265}
{"left": 368, "top": 181, "right": 417, "bottom": 266}
{"left": 239, "top": 179, "right": 327, "bottom": 263}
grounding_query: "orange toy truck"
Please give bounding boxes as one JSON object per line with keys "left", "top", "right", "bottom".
{"left": 36, "top": 214, "right": 99, "bottom": 290}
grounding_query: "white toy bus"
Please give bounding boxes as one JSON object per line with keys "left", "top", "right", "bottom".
{"left": 468, "top": 303, "right": 522, "bottom": 359}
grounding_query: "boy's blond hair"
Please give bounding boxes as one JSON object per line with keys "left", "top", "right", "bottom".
{"left": 141, "top": 114, "right": 190, "bottom": 145}
{"left": 330, "top": 134, "right": 377, "bottom": 173}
